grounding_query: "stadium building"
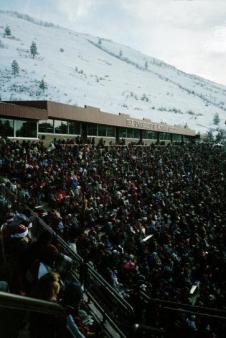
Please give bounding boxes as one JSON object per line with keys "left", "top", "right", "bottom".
{"left": 0, "top": 100, "right": 196, "bottom": 144}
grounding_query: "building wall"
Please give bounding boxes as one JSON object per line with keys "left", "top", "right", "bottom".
{"left": 47, "top": 101, "right": 195, "bottom": 137}
{"left": 1, "top": 101, "right": 197, "bottom": 143}
{"left": 0, "top": 102, "right": 47, "bottom": 120}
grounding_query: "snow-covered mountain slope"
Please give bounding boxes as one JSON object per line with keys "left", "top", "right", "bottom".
{"left": 0, "top": 10, "right": 226, "bottom": 133}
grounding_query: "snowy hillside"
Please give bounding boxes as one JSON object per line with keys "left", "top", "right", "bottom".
{"left": 0, "top": 10, "right": 226, "bottom": 133}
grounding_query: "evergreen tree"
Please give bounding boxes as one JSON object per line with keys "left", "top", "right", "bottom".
{"left": 11, "top": 60, "right": 19, "bottom": 76}
{"left": 39, "top": 79, "right": 47, "bottom": 92}
{"left": 213, "top": 113, "right": 220, "bottom": 126}
{"left": 30, "top": 41, "right": 38, "bottom": 58}
{"left": 4, "top": 26, "right": 11, "bottom": 37}
{"left": 207, "top": 130, "right": 213, "bottom": 142}
{"left": 119, "top": 50, "right": 123, "bottom": 57}
{"left": 215, "top": 129, "right": 225, "bottom": 143}
{"left": 144, "top": 60, "right": 148, "bottom": 70}
{"left": 98, "top": 38, "right": 102, "bottom": 45}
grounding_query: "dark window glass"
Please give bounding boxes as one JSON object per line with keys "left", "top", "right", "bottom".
{"left": 68, "top": 121, "right": 80, "bottom": 135}
{"left": 98, "top": 125, "right": 107, "bottom": 137}
{"left": 143, "top": 130, "right": 148, "bottom": 139}
{"left": 38, "top": 119, "right": 54, "bottom": 133}
{"left": 15, "top": 120, "right": 37, "bottom": 138}
{"left": 183, "top": 136, "right": 191, "bottom": 142}
{"left": 159, "top": 132, "right": 171, "bottom": 140}
{"left": 119, "top": 128, "right": 126, "bottom": 138}
{"left": 148, "top": 131, "right": 157, "bottom": 139}
{"left": 127, "top": 128, "right": 134, "bottom": 138}
{"left": 87, "top": 123, "right": 97, "bottom": 136}
{"left": 134, "top": 129, "right": 140, "bottom": 138}
{"left": 106, "top": 126, "right": 115, "bottom": 137}
{"left": 54, "top": 120, "right": 68, "bottom": 134}
{"left": 172, "top": 134, "right": 182, "bottom": 141}
{"left": 159, "top": 132, "right": 164, "bottom": 140}
{"left": 0, "top": 118, "right": 14, "bottom": 137}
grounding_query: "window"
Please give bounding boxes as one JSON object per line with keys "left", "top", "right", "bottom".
{"left": 127, "top": 128, "right": 134, "bottom": 138}
{"left": 0, "top": 118, "right": 14, "bottom": 137}
{"left": 15, "top": 120, "right": 37, "bottom": 138}
{"left": 143, "top": 130, "right": 148, "bottom": 139}
{"left": 159, "top": 132, "right": 171, "bottom": 140}
{"left": 134, "top": 129, "right": 140, "bottom": 139}
{"left": 172, "top": 134, "right": 182, "bottom": 142}
{"left": 119, "top": 128, "right": 126, "bottom": 138}
{"left": 68, "top": 121, "right": 80, "bottom": 135}
{"left": 98, "top": 124, "right": 107, "bottom": 137}
{"left": 106, "top": 126, "right": 115, "bottom": 137}
{"left": 146, "top": 131, "right": 157, "bottom": 139}
{"left": 87, "top": 123, "right": 97, "bottom": 136}
{"left": 183, "top": 136, "right": 191, "bottom": 142}
{"left": 54, "top": 120, "right": 68, "bottom": 134}
{"left": 38, "top": 119, "right": 54, "bottom": 133}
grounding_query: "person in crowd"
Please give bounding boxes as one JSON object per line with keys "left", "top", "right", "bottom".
{"left": 63, "top": 281, "right": 103, "bottom": 337}
{"left": 30, "top": 272, "right": 66, "bottom": 338}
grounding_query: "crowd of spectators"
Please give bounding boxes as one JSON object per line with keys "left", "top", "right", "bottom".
{"left": 0, "top": 137, "right": 226, "bottom": 337}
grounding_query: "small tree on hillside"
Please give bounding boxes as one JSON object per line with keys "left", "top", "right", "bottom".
{"left": 98, "top": 38, "right": 102, "bottom": 45}
{"left": 119, "top": 50, "right": 123, "bottom": 57}
{"left": 11, "top": 60, "right": 19, "bottom": 76}
{"left": 207, "top": 130, "right": 214, "bottom": 142}
{"left": 215, "top": 129, "right": 225, "bottom": 143}
{"left": 4, "top": 25, "right": 11, "bottom": 37}
{"left": 39, "top": 79, "right": 47, "bottom": 92}
{"left": 30, "top": 41, "right": 38, "bottom": 58}
{"left": 145, "top": 60, "right": 148, "bottom": 70}
{"left": 213, "top": 113, "right": 220, "bottom": 126}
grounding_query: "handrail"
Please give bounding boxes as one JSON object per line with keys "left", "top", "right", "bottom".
{"left": 86, "top": 263, "right": 134, "bottom": 314}
{"left": 162, "top": 306, "right": 226, "bottom": 321}
{"left": 1, "top": 184, "right": 134, "bottom": 315}
{"left": 29, "top": 207, "right": 84, "bottom": 265}
{"left": 30, "top": 207, "right": 133, "bottom": 314}
{"left": 86, "top": 290, "right": 127, "bottom": 338}
{"left": 0, "top": 291, "right": 65, "bottom": 316}
{"left": 140, "top": 290, "right": 226, "bottom": 318}
{"left": 19, "top": 198, "right": 134, "bottom": 315}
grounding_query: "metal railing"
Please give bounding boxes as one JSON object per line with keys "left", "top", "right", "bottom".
{"left": 140, "top": 291, "right": 226, "bottom": 319}
{"left": 0, "top": 182, "right": 134, "bottom": 337}
{"left": 32, "top": 210, "right": 134, "bottom": 336}
{"left": 0, "top": 291, "right": 69, "bottom": 338}
{"left": 137, "top": 291, "right": 226, "bottom": 337}
{"left": 0, "top": 291, "right": 65, "bottom": 316}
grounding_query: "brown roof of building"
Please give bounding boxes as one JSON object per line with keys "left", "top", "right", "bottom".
{"left": 0, "top": 101, "right": 47, "bottom": 120}
{"left": 1, "top": 100, "right": 196, "bottom": 136}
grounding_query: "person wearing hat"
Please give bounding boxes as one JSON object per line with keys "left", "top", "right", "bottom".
{"left": 5, "top": 223, "right": 30, "bottom": 256}
{"left": 3, "top": 223, "right": 30, "bottom": 294}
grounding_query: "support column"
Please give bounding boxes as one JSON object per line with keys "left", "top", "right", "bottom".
{"left": 81, "top": 122, "right": 87, "bottom": 140}
{"left": 116, "top": 127, "right": 119, "bottom": 144}
{"left": 156, "top": 132, "right": 160, "bottom": 144}
{"left": 139, "top": 129, "right": 143, "bottom": 144}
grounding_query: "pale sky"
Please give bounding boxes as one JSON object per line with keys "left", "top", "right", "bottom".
{"left": 1, "top": 0, "right": 226, "bottom": 85}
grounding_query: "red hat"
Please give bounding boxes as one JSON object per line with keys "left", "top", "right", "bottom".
{"left": 123, "top": 260, "right": 135, "bottom": 271}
